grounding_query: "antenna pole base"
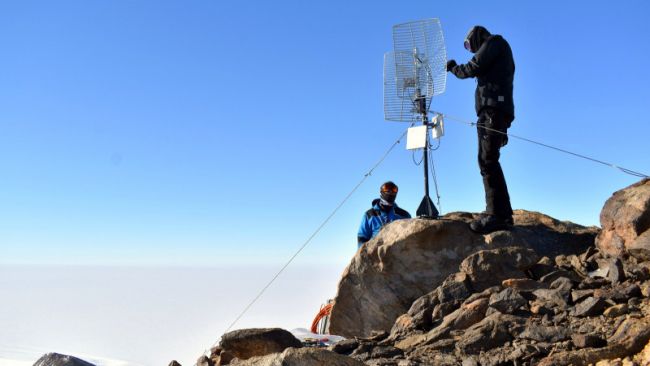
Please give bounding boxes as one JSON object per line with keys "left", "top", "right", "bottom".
{"left": 416, "top": 194, "right": 439, "bottom": 219}
{"left": 418, "top": 112, "right": 438, "bottom": 219}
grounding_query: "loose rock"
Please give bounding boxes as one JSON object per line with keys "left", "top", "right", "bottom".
{"left": 540, "top": 269, "right": 581, "bottom": 284}
{"left": 370, "top": 346, "right": 402, "bottom": 359}
{"left": 329, "top": 339, "right": 359, "bottom": 355}
{"left": 455, "top": 313, "right": 515, "bottom": 354}
{"left": 572, "top": 333, "right": 607, "bottom": 349}
{"left": 597, "top": 258, "right": 626, "bottom": 284}
{"left": 451, "top": 298, "right": 490, "bottom": 330}
{"left": 572, "top": 289, "right": 595, "bottom": 303}
{"left": 460, "top": 246, "right": 539, "bottom": 291}
{"left": 574, "top": 296, "right": 608, "bottom": 317}
{"left": 604, "top": 304, "right": 629, "bottom": 318}
{"left": 502, "top": 278, "right": 541, "bottom": 291}
{"left": 533, "top": 288, "right": 569, "bottom": 309}
{"left": 488, "top": 288, "right": 527, "bottom": 314}
{"left": 219, "top": 328, "right": 302, "bottom": 360}
{"left": 519, "top": 324, "right": 570, "bottom": 343}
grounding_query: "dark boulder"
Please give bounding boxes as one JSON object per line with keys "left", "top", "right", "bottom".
{"left": 329, "top": 339, "right": 359, "bottom": 355}
{"left": 33, "top": 353, "right": 95, "bottom": 366}
{"left": 596, "top": 178, "right": 650, "bottom": 257}
{"left": 532, "top": 288, "right": 569, "bottom": 310}
{"left": 574, "top": 296, "right": 608, "bottom": 317}
{"left": 460, "top": 246, "right": 539, "bottom": 291}
{"left": 219, "top": 328, "right": 302, "bottom": 360}
{"left": 571, "top": 333, "right": 607, "bottom": 349}
{"left": 488, "top": 288, "right": 527, "bottom": 314}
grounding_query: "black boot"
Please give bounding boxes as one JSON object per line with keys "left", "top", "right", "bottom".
{"left": 469, "top": 214, "right": 513, "bottom": 234}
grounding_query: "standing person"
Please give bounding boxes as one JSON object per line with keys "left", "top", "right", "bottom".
{"left": 357, "top": 181, "right": 411, "bottom": 248}
{"left": 446, "top": 25, "right": 515, "bottom": 233}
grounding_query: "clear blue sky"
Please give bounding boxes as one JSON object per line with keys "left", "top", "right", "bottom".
{"left": 1, "top": 1, "right": 648, "bottom": 266}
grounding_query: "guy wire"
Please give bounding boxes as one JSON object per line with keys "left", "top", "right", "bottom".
{"left": 195, "top": 110, "right": 649, "bottom": 361}
{"left": 197, "top": 124, "right": 414, "bottom": 362}
{"left": 441, "top": 113, "right": 649, "bottom": 179}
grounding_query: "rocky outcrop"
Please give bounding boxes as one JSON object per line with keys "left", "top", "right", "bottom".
{"left": 327, "top": 242, "right": 650, "bottom": 365}
{"left": 217, "top": 328, "right": 302, "bottom": 361}
{"left": 194, "top": 179, "right": 650, "bottom": 366}
{"left": 597, "top": 178, "right": 650, "bottom": 257}
{"left": 229, "top": 348, "right": 364, "bottom": 366}
{"left": 33, "top": 353, "right": 95, "bottom": 366}
{"left": 328, "top": 210, "right": 597, "bottom": 337}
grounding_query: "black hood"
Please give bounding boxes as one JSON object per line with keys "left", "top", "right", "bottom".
{"left": 465, "top": 25, "right": 491, "bottom": 53}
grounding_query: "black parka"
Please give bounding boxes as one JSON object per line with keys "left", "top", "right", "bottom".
{"left": 450, "top": 27, "right": 515, "bottom": 118}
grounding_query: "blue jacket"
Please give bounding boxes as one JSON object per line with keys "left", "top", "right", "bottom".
{"left": 357, "top": 199, "right": 411, "bottom": 248}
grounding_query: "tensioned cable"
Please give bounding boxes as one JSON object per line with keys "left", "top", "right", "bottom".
{"left": 428, "top": 143, "right": 442, "bottom": 212}
{"left": 441, "top": 113, "right": 649, "bottom": 178}
{"left": 197, "top": 125, "right": 412, "bottom": 361}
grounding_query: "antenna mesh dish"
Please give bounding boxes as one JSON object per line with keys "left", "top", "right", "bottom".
{"left": 384, "top": 51, "right": 419, "bottom": 123}
{"left": 384, "top": 18, "right": 447, "bottom": 122}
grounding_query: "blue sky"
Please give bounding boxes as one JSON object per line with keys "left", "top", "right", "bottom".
{"left": 1, "top": 1, "right": 649, "bottom": 266}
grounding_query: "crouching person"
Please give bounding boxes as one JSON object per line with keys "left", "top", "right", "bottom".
{"left": 357, "top": 181, "right": 411, "bottom": 248}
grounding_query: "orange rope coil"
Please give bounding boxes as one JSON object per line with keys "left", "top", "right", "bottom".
{"left": 310, "top": 303, "right": 334, "bottom": 334}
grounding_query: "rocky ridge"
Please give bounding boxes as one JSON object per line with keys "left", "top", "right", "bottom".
{"left": 179, "top": 178, "right": 650, "bottom": 366}
{"left": 328, "top": 209, "right": 598, "bottom": 338}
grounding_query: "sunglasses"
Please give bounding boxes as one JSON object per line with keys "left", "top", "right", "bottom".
{"left": 381, "top": 185, "right": 398, "bottom": 194}
{"left": 464, "top": 40, "right": 471, "bottom": 51}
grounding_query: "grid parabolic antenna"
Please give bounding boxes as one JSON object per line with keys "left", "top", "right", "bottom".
{"left": 384, "top": 18, "right": 447, "bottom": 122}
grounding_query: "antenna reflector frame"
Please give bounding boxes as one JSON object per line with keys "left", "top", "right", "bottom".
{"left": 383, "top": 18, "right": 447, "bottom": 123}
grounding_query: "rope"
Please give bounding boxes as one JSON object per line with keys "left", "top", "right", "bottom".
{"left": 441, "top": 113, "right": 649, "bottom": 179}
{"left": 196, "top": 126, "right": 411, "bottom": 362}
{"left": 310, "top": 302, "right": 334, "bottom": 334}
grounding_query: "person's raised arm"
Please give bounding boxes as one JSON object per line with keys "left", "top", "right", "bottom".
{"left": 448, "top": 39, "right": 498, "bottom": 79}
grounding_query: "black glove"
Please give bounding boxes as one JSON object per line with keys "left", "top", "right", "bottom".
{"left": 446, "top": 59, "right": 457, "bottom": 71}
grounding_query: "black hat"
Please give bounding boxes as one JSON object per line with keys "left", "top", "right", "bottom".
{"left": 464, "top": 26, "right": 491, "bottom": 53}
{"left": 380, "top": 181, "right": 398, "bottom": 205}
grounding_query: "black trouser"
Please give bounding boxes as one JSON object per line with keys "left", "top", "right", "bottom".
{"left": 477, "top": 108, "right": 513, "bottom": 219}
